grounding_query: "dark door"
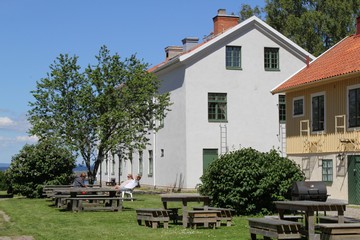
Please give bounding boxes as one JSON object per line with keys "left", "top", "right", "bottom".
{"left": 348, "top": 155, "right": 360, "bottom": 204}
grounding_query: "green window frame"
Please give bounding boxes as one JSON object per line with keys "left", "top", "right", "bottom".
{"left": 208, "top": 93, "right": 227, "bottom": 122}
{"left": 322, "top": 159, "right": 333, "bottom": 182}
{"left": 226, "top": 46, "right": 241, "bottom": 69}
{"left": 312, "top": 94, "right": 325, "bottom": 132}
{"left": 138, "top": 151, "right": 143, "bottom": 175}
{"left": 148, "top": 150, "right": 153, "bottom": 177}
{"left": 349, "top": 87, "right": 360, "bottom": 128}
{"left": 264, "top": 47, "right": 279, "bottom": 71}
{"left": 279, "top": 95, "right": 286, "bottom": 123}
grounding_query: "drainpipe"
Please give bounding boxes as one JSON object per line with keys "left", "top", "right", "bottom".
{"left": 153, "top": 128, "right": 156, "bottom": 188}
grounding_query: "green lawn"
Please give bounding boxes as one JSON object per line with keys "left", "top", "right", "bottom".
{"left": 0, "top": 194, "right": 255, "bottom": 240}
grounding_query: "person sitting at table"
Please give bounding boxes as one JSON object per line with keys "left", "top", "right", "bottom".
{"left": 115, "top": 174, "right": 133, "bottom": 190}
{"left": 73, "top": 172, "right": 87, "bottom": 187}
{"left": 116, "top": 175, "right": 141, "bottom": 192}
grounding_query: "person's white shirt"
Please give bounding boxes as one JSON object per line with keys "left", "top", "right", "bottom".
{"left": 124, "top": 179, "right": 138, "bottom": 189}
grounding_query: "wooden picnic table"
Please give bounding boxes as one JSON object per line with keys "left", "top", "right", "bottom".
{"left": 274, "top": 200, "right": 347, "bottom": 240}
{"left": 53, "top": 187, "right": 120, "bottom": 211}
{"left": 160, "top": 193, "right": 211, "bottom": 228}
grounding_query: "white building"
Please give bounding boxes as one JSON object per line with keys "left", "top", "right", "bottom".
{"left": 98, "top": 9, "right": 314, "bottom": 189}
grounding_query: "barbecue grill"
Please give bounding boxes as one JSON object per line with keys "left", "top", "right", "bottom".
{"left": 291, "top": 181, "right": 328, "bottom": 202}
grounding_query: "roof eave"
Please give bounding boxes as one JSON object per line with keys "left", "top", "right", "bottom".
{"left": 271, "top": 71, "right": 360, "bottom": 94}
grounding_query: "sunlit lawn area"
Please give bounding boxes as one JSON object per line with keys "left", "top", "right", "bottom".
{"left": 0, "top": 193, "right": 254, "bottom": 240}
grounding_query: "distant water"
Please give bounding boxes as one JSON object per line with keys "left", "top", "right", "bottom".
{"left": 0, "top": 167, "right": 8, "bottom": 172}
{"left": 0, "top": 164, "right": 90, "bottom": 172}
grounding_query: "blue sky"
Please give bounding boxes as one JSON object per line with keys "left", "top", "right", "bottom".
{"left": 0, "top": 0, "right": 265, "bottom": 164}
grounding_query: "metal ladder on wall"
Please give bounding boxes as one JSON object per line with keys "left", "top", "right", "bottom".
{"left": 279, "top": 123, "right": 286, "bottom": 157}
{"left": 220, "top": 124, "right": 228, "bottom": 155}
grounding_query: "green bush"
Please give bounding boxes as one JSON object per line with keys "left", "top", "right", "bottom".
{"left": 0, "top": 170, "right": 9, "bottom": 191}
{"left": 198, "top": 148, "right": 305, "bottom": 215}
{"left": 6, "top": 139, "right": 76, "bottom": 198}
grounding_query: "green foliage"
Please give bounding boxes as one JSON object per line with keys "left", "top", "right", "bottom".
{"left": 239, "top": 3, "right": 262, "bottom": 22}
{"left": 198, "top": 148, "right": 305, "bottom": 215}
{"left": 264, "top": 0, "right": 360, "bottom": 56}
{"left": 6, "top": 139, "right": 76, "bottom": 198}
{"left": 28, "top": 46, "right": 171, "bottom": 182}
{"left": 0, "top": 171, "right": 9, "bottom": 191}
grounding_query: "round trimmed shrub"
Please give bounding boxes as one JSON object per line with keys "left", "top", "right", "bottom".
{"left": 198, "top": 148, "right": 305, "bottom": 215}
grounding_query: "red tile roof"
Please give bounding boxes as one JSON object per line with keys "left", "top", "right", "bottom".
{"left": 272, "top": 34, "right": 360, "bottom": 93}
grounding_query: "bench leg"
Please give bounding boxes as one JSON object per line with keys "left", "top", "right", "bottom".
{"left": 152, "top": 221, "right": 158, "bottom": 229}
{"left": 137, "top": 219, "right": 142, "bottom": 225}
{"left": 164, "top": 221, "right": 168, "bottom": 229}
{"left": 250, "top": 233, "right": 256, "bottom": 240}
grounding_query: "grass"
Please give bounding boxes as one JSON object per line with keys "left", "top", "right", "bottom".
{"left": 0, "top": 193, "right": 255, "bottom": 240}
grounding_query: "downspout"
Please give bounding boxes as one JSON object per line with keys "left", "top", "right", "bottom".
{"left": 153, "top": 128, "right": 156, "bottom": 188}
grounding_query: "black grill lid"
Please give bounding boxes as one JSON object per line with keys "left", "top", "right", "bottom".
{"left": 291, "top": 181, "right": 328, "bottom": 202}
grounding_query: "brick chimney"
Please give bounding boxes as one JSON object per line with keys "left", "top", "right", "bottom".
{"left": 165, "top": 46, "right": 183, "bottom": 60}
{"left": 213, "top": 9, "right": 239, "bottom": 36}
{"left": 357, "top": 16, "right": 360, "bottom": 35}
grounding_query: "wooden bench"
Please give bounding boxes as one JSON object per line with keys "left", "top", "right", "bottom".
{"left": 319, "top": 215, "right": 360, "bottom": 223}
{"left": 187, "top": 210, "right": 220, "bottom": 229}
{"left": 67, "top": 196, "right": 123, "bottom": 212}
{"left": 193, "top": 207, "right": 234, "bottom": 226}
{"left": 265, "top": 215, "right": 304, "bottom": 222}
{"left": 317, "top": 223, "right": 360, "bottom": 239}
{"left": 248, "top": 218, "right": 302, "bottom": 240}
{"left": 136, "top": 209, "right": 170, "bottom": 229}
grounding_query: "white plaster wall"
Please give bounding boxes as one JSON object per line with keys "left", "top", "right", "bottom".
{"left": 182, "top": 28, "right": 308, "bottom": 188}
{"left": 288, "top": 154, "right": 348, "bottom": 201}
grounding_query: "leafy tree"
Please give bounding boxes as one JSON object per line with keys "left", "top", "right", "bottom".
{"left": 198, "top": 148, "right": 305, "bottom": 215}
{"left": 28, "top": 46, "right": 171, "bottom": 183}
{"left": 239, "top": 3, "right": 262, "bottom": 22}
{"left": 6, "top": 140, "right": 76, "bottom": 198}
{"left": 0, "top": 171, "right": 9, "bottom": 191}
{"left": 264, "top": 0, "right": 360, "bottom": 56}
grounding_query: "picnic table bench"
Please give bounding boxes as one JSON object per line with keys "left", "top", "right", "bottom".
{"left": 67, "top": 196, "right": 123, "bottom": 212}
{"left": 187, "top": 210, "right": 220, "bottom": 229}
{"left": 136, "top": 208, "right": 170, "bottom": 229}
{"left": 248, "top": 218, "right": 302, "bottom": 240}
{"left": 316, "top": 223, "right": 360, "bottom": 239}
{"left": 265, "top": 215, "right": 304, "bottom": 222}
{"left": 193, "top": 207, "right": 234, "bottom": 226}
{"left": 318, "top": 215, "right": 360, "bottom": 223}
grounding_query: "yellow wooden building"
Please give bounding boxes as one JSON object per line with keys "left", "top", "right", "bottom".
{"left": 272, "top": 18, "right": 360, "bottom": 203}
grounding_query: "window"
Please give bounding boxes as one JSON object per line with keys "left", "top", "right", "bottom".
{"left": 312, "top": 93, "right": 325, "bottom": 132}
{"left": 322, "top": 159, "right": 333, "bottom": 182}
{"left": 293, "top": 97, "right": 304, "bottom": 117}
{"left": 264, "top": 47, "right": 279, "bottom": 70}
{"left": 104, "top": 155, "right": 108, "bottom": 175}
{"left": 148, "top": 150, "right": 153, "bottom": 177}
{"left": 138, "top": 151, "right": 143, "bottom": 175}
{"left": 208, "top": 93, "right": 227, "bottom": 122}
{"left": 349, "top": 86, "right": 360, "bottom": 128}
{"left": 279, "top": 95, "right": 286, "bottom": 123}
{"left": 226, "top": 46, "right": 241, "bottom": 69}
{"left": 111, "top": 156, "right": 115, "bottom": 175}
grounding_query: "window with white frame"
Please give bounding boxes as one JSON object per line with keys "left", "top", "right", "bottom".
{"left": 348, "top": 85, "right": 360, "bottom": 128}
{"left": 312, "top": 92, "right": 325, "bottom": 132}
{"left": 293, "top": 96, "right": 304, "bottom": 117}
